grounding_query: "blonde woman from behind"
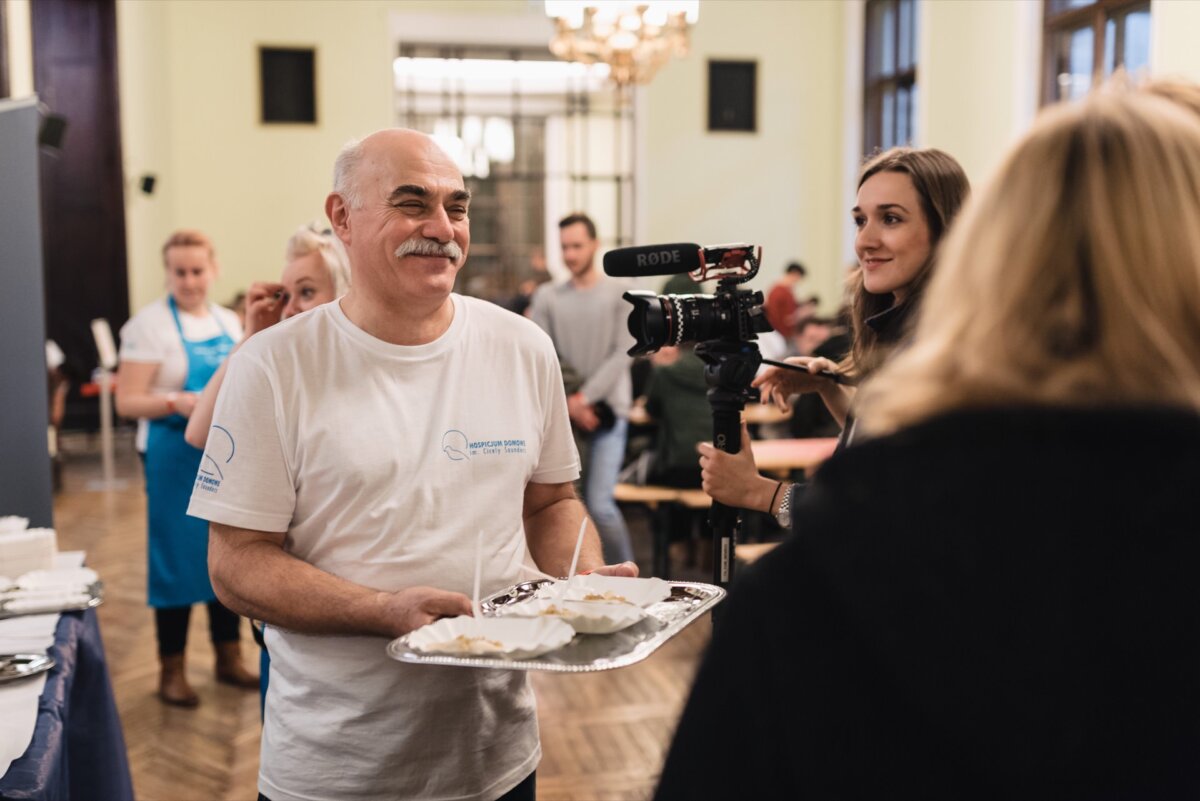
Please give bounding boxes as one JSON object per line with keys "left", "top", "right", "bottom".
{"left": 656, "top": 88, "right": 1200, "bottom": 800}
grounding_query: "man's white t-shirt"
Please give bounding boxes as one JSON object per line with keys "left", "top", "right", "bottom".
{"left": 187, "top": 295, "right": 579, "bottom": 801}
{"left": 118, "top": 297, "right": 243, "bottom": 451}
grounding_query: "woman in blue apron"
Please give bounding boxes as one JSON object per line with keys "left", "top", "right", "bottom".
{"left": 117, "top": 229, "right": 257, "bottom": 707}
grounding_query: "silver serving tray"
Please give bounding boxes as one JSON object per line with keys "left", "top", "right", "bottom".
{"left": 387, "top": 579, "right": 724, "bottom": 673}
{"left": 0, "top": 653, "right": 55, "bottom": 683}
{"left": 0, "top": 581, "right": 104, "bottom": 620}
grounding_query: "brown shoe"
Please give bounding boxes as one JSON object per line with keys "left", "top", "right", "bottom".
{"left": 159, "top": 653, "right": 200, "bottom": 707}
{"left": 214, "top": 640, "right": 259, "bottom": 689}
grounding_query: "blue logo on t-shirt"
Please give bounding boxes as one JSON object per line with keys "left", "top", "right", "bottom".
{"left": 442, "top": 429, "right": 526, "bottom": 461}
{"left": 442, "top": 430, "right": 470, "bottom": 461}
{"left": 196, "top": 425, "right": 235, "bottom": 492}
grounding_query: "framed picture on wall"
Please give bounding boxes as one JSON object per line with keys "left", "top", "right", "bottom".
{"left": 708, "top": 60, "right": 756, "bottom": 133}
{"left": 259, "top": 46, "right": 317, "bottom": 124}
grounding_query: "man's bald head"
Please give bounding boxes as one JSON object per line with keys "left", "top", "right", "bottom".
{"left": 332, "top": 129, "right": 460, "bottom": 210}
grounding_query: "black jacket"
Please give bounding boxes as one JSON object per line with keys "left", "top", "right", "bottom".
{"left": 657, "top": 406, "right": 1200, "bottom": 800}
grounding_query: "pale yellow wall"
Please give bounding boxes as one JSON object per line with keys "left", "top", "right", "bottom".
{"left": 1152, "top": 0, "right": 1200, "bottom": 79}
{"left": 644, "top": 0, "right": 846, "bottom": 310}
{"left": 918, "top": 0, "right": 1040, "bottom": 188}
{"left": 118, "top": 0, "right": 174, "bottom": 314}
{"left": 117, "top": 0, "right": 847, "bottom": 314}
{"left": 4, "top": 0, "right": 34, "bottom": 98}
{"left": 118, "top": 0, "right": 400, "bottom": 312}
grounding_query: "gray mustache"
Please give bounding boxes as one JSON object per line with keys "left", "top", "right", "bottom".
{"left": 394, "top": 238, "right": 463, "bottom": 262}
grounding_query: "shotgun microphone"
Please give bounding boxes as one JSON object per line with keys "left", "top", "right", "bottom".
{"left": 602, "top": 243, "right": 704, "bottom": 277}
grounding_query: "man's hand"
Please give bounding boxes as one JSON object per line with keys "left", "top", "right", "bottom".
{"left": 244, "top": 281, "right": 287, "bottom": 337}
{"left": 567, "top": 391, "right": 600, "bottom": 432}
{"left": 381, "top": 586, "right": 473, "bottom": 637}
{"left": 588, "top": 561, "right": 639, "bottom": 578}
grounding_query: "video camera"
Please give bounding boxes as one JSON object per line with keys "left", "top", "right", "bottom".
{"left": 603, "top": 242, "right": 775, "bottom": 594}
{"left": 602, "top": 243, "right": 772, "bottom": 356}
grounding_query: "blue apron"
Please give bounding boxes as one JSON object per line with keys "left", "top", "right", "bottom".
{"left": 144, "top": 297, "right": 234, "bottom": 608}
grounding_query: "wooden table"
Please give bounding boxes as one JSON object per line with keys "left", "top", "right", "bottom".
{"left": 751, "top": 437, "right": 839, "bottom": 476}
{"left": 628, "top": 403, "right": 791, "bottom": 428}
{"left": 614, "top": 437, "right": 837, "bottom": 576}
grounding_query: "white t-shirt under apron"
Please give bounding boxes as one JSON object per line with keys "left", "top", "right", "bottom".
{"left": 187, "top": 295, "right": 579, "bottom": 801}
{"left": 118, "top": 297, "right": 243, "bottom": 451}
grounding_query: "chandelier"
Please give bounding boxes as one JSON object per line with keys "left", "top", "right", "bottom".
{"left": 544, "top": 1, "right": 700, "bottom": 87}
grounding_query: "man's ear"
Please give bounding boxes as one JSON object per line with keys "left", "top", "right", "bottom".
{"left": 326, "top": 193, "right": 352, "bottom": 248}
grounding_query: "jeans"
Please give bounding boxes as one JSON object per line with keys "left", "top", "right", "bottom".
{"left": 583, "top": 417, "right": 635, "bottom": 564}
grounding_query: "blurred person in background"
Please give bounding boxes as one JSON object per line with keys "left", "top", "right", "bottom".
{"left": 185, "top": 226, "right": 350, "bottom": 449}
{"left": 530, "top": 212, "right": 637, "bottom": 564}
{"left": 116, "top": 229, "right": 252, "bottom": 707}
{"left": 763, "top": 261, "right": 807, "bottom": 336}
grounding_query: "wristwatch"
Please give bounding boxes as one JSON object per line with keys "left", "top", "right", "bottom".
{"left": 775, "top": 482, "right": 794, "bottom": 529}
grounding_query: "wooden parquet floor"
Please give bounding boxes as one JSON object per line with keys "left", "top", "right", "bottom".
{"left": 50, "top": 431, "right": 708, "bottom": 801}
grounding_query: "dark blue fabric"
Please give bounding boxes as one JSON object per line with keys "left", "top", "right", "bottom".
{"left": 0, "top": 608, "right": 134, "bottom": 801}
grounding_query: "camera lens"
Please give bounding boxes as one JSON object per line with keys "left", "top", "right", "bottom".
{"left": 622, "top": 291, "right": 671, "bottom": 356}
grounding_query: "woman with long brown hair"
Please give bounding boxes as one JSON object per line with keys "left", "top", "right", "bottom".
{"left": 657, "top": 87, "right": 1200, "bottom": 800}
{"left": 699, "top": 147, "right": 970, "bottom": 521}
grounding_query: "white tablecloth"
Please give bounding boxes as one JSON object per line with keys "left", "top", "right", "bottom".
{"left": 0, "top": 551, "right": 85, "bottom": 777}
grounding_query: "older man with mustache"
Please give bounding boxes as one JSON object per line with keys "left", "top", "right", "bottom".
{"left": 188, "top": 129, "right": 635, "bottom": 801}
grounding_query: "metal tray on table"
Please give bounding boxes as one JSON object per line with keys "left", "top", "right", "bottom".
{"left": 0, "top": 582, "right": 104, "bottom": 620}
{"left": 387, "top": 579, "right": 724, "bottom": 673}
{"left": 0, "top": 653, "right": 55, "bottom": 683}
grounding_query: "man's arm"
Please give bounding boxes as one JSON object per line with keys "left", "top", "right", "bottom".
{"left": 208, "top": 523, "right": 472, "bottom": 638}
{"left": 522, "top": 481, "right": 638, "bottom": 576}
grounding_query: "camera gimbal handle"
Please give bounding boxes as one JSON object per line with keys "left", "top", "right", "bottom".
{"left": 694, "top": 339, "right": 762, "bottom": 593}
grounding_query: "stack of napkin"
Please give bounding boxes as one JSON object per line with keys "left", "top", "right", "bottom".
{"left": 0, "top": 518, "right": 56, "bottom": 581}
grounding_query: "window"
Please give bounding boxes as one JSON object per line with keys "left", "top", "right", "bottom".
{"left": 863, "top": 0, "right": 918, "bottom": 156}
{"left": 395, "top": 44, "right": 634, "bottom": 300}
{"left": 1043, "top": 0, "right": 1150, "bottom": 104}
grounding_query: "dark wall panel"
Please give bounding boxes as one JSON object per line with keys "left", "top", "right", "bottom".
{"left": 0, "top": 98, "right": 55, "bottom": 528}
{"left": 32, "top": 0, "right": 129, "bottom": 428}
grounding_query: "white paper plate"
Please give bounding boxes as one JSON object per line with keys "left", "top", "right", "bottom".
{"left": 499, "top": 597, "right": 646, "bottom": 634}
{"left": 537, "top": 575, "right": 672, "bottom": 608}
{"left": 404, "top": 615, "right": 575, "bottom": 660}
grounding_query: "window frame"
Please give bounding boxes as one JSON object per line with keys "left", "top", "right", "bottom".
{"left": 1041, "top": 0, "right": 1150, "bottom": 106}
{"left": 862, "top": 0, "right": 918, "bottom": 157}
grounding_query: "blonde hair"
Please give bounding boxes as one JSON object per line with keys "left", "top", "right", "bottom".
{"left": 285, "top": 226, "right": 351, "bottom": 296}
{"left": 1143, "top": 78, "right": 1200, "bottom": 119}
{"left": 844, "top": 148, "right": 970, "bottom": 379}
{"left": 161, "top": 229, "right": 216, "bottom": 267}
{"left": 857, "top": 89, "right": 1200, "bottom": 437}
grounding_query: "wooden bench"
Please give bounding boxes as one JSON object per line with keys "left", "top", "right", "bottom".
{"left": 614, "top": 483, "right": 710, "bottom": 579}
